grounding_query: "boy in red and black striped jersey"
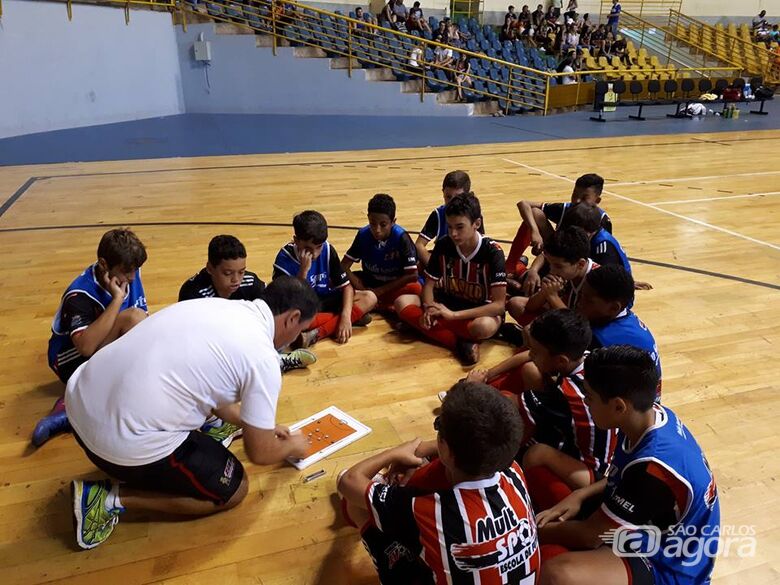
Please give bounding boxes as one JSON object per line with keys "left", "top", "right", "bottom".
{"left": 395, "top": 193, "right": 507, "bottom": 365}
{"left": 338, "top": 381, "right": 541, "bottom": 585}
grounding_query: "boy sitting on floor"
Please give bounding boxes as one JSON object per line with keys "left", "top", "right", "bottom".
{"left": 577, "top": 264, "right": 662, "bottom": 397}
{"left": 341, "top": 194, "right": 421, "bottom": 311}
{"left": 395, "top": 192, "right": 507, "bottom": 365}
{"left": 34, "top": 228, "right": 149, "bottom": 447}
{"left": 507, "top": 226, "right": 596, "bottom": 326}
{"left": 338, "top": 380, "right": 541, "bottom": 584}
{"left": 508, "top": 173, "right": 612, "bottom": 296}
{"left": 180, "top": 234, "right": 316, "bottom": 373}
{"left": 273, "top": 210, "right": 377, "bottom": 348}
{"left": 536, "top": 346, "right": 720, "bottom": 585}
{"left": 414, "top": 170, "right": 484, "bottom": 269}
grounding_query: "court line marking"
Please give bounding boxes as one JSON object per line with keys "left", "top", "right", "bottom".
{"left": 651, "top": 191, "right": 780, "bottom": 206}
{"left": 501, "top": 158, "right": 780, "bottom": 252}
{"left": 608, "top": 170, "right": 780, "bottom": 187}
{"left": 0, "top": 177, "right": 39, "bottom": 218}
{"left": 0, "top": 220, "right": 777, "bottom": 291}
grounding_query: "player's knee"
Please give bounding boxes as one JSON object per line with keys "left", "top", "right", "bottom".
{"left": 507, "top": 297, "right": 527, "bottom": 319}
{"left": 394, "top": 294, "right": 418, "bottom": 313}
{"left": 122, "top": 307, "right": 147, "bottom": 327}
{"left": 522, "top": 443, "right": 550, "bottom": 468}
{"left": 468, "top": 318, "right": 498, "bottom": 339}
{"left": 539, "top": 554, "right": 580, "bottom": 585}
{"left": 222, "top": 472, "right": 249, "bottom": 511}
{"left": 359, "top": 289, "right": 378, "bottom": 309}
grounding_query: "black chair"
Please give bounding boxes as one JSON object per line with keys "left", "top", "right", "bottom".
{"left": 590, "top": 80, "right": 610, "bottom": 122}
{"left": 680, "top": 78, "right": 695, "bottom": 99}
{"left": 667, "top": 78, "right": 694, "bottom": 118}
{"left": 713, "top": 78, "right": 729, "bottom": 94}
{"left": 732, "top": 77, "right": 746, "bottom": 89}
{"left": 647, "top": 79, "right": 661, "bottom": 103}
{"left": 698, "top": 78, "right": 713, "bottom": 94}
{"left": 612, "top": 79, "right": 627, "bottom": 104}
{"left": 750, "top": 76, "right": 763, "bottom": 88}
{"left": 751, "top": 82, "right": 774, "bottom": 115}
{"left": 628, "top": 80, "right": 646, "bottom": 120}
{"left": 663, "top": 79, "right": 678, "bottom": 101}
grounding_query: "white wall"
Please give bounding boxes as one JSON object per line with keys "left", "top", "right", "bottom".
{"left": 0, "top": 0, "right": 184, "bottom": 139}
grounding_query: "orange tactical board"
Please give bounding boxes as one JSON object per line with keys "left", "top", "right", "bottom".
{"left": 286, "top": 406, "right": 372, "bottom": 470}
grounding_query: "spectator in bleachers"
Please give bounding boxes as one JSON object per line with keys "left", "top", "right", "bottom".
{"left": 379, "top": 0, "right": 395, "bottom": 27}
{"left": 433, "top": 43, "right": 454, "bottom": 73}
{"left": 545, "top": 5, "right": 559, "bottom": 27}
{"left": 591, "top": 23, "right": 607, "bottom": 56}
{"left": 506, "top": 4, "right": 518, "bottom": 22}
{"left": 607, "top": 0, "right": 621, "bottom": 39}
{"left": 354, "top": 7, "right": 376, "bottom": 37}
{"left": 752, "top": 10, "right": 768, "bottom": 34}
{"left": 432, "top": 19, "right": 448, "bottom": 42}
{"left": 392, "top": 0, "right": 408, "bottom": 22}
{"left": 768, "top": 24, "right": 780, "bottom": 46}
{"left": 407, "top": 1, "right": 431, "bottom": 33}
{"left": 407, "top": 41, "right": 425, "bottom": 73}
{"left": 501, "top": 14, "right": 519, "bottom": 42}
{"left": 611, "top": 35, "right": 628, "bottom": 64}
{"left": 531, "top": 3, "right": 545, "bottom": 29}
{"left": 564, "top": 0, "right": 577, "bottom": 22}
{"left": 519, "top": 4, "right": 532, "bottom": 28}
{"left": 557, "top": 53, "right": 577, "bottom": 84}
{"left": 562, "top": 23, "right": 579, "bottom": 52}
{"left": 551, "top": 0, "right": 562, "bottom": 19}
{"left": 454, "top": 54, "right": 472, "bottom": 101}
{"left": 578, "top": 12, "right": 591, "bottom": 35}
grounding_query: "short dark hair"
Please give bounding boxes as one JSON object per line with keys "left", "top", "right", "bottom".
{"left": 261, "top": 275, "right": 320, "bottom": 321}
{"left": 544, "top": 226, "right": 590, "bottom": 263}
{"left": 586, "top": 265, "right": 635, "bottom": 308}
{"left": 529, "top": 308, "right": 591, "bottom": 359}
{"left": 208, "top": 235, "right": 247, "bottom": 266}
{"left": 585, "top": 346, "right": 659, "bottom": 412}
{"left": 563, "top": 203, "right": 602, "bottom": 233}
{"left": 439, "top": 381, "right": 523, "bottom": 476}
{"left": 97, "top": 228, "right": 147, "bottom": 270}
{"left": 367, "top": 193, "right": 396, "bottom": 220}
{"left": 442, "top": 170, "right": 471, "bottom": 192}
{"left": 293, "top": 210, "right": 328, "bottom": 244}
{"left": 574, "top": 173, "right": 604, "bottom": 196}
{"left": 445, "top": 191, "right": 481, "bottom": 223}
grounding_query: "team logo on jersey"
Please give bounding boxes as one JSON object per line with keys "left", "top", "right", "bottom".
{"left": 450, "top": 508, "right": 536, "bottom": 575}
{"left": 384, "top": 542, "right": 415, "bottom": 569}
{"left": 702, "top": 455, "right": 718, "bottom": 510}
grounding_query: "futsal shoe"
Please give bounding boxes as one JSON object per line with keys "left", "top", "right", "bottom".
{"left": 294, "top": 329, "right": 319, "bottom": 349}
{"left": 32, "top": 398, "right": 71, "bottom": 447}
{"left": 353, "top": 313, "right": 373, "bottom": 327}
{"left": 200, "top": 418, "right": 243, "bottom": 448}
{"left": 496, "top": 323, "right": 526, "bottom": 347}
{"left": 72, "top": 480, "right": 123, "bottom": 550}
{"left": 280, "top": 348, "right": 317, "bottom": 373}
{"left": 455, "top": 340, "right": 480, "bottom": 366}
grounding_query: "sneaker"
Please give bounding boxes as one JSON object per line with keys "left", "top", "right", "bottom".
{"left": 72, "top": 480, "right": 122, "bottom": 550}
{"left": 437, "top": 391, "right": 448, "bottom": 403}
{"left": 293, "top": 329, "right": 319, "bottom": 349}
{"left": 353, "top": 313, "right": 373, "bottom": 327}
{"left": 32, "top": 400, "right": 71, "bottom": 447}
{"left": 496, "top": 322, "right": 526, "bottom": 347}
{"left": 455, "top": 340, "right": 480, "bottom": 366}
{"left": 200, "top": 418, "right": 243, "bottom": 447}
{"left": 280, "top": 348, "right": 317, "bottom": 373}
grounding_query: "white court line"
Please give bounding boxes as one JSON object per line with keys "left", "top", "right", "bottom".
{"left": 502, "top": 158, "right": 780, "bottom": 251}
{"left": 651, "top": 191, "right": 780, "bottom": 206}
{"left": 607, "top": 170, "right": 780, "bottom": 187}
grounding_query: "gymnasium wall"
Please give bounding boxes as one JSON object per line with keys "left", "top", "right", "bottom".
{"left": 0, "top": 0, "right": 184, "bottom": 139}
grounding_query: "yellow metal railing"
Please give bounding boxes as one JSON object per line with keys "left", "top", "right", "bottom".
{"left": 667, "top": 10, "right": 780, "bottom": 84}
{"left": 180, "top": 0, "right": 550, "bottom": 114}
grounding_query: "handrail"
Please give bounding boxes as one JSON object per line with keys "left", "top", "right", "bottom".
{"left": 667, "top": 9, "right": 780, "bottom": 83}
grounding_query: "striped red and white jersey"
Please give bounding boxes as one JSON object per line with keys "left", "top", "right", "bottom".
{"left": 366, "top": 461, "right": 540, "bottom": 585}
{"left": 519, "top": 362, "right": 617, "bottom": 478}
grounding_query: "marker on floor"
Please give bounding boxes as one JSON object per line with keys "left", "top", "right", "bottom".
{"left": 303, "top": 469, "right": 326, "bottom": 483}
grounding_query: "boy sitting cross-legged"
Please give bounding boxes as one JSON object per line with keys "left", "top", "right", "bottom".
{"left": 537, "top": 346, "right": 720, "bottom": 585}
{"left": 273, "top": 210, "right": 377, "bottom": 347}
{"left": 341, "top": 194, "right": 422, "bottom": 311}
{"left": 338, "top": 380, "right": 541, "bottom": 585}
{"left": 395, "top": 192, "right": 507, "bottom": 365}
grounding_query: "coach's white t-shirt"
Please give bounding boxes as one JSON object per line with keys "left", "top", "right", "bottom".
{"left": 65, "top": 298, "right": 282, "bottom": 466}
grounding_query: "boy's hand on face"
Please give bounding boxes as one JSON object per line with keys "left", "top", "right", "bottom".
{"left": 104, "top": 273, "right": 128, "bottom": 301}
{"left": 299, "top": 249, "right": 313, "bottom": 274}
{"left": 540, "top": 275, "right": 565, "bottom": 298}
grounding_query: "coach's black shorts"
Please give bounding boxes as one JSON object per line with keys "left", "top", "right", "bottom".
{"left": 621, "top": 555, "right": 655, "bottom": 585}
{"left": 74, "top": 430, "right": 244, "bottom": 505}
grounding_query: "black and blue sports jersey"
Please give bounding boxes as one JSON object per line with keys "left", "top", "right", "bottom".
{"left": 542, "top": 202, "right": 613, "bottom": 233}
{"left": 345, "top": 224, "right": 417, "bottom": 283}
{"left": 178, "top": 268, "right": 265, "bottom": 302}
{"left": 272, "top": 241, "right": 348, "bottom": 298}
{"left": 591, "top": 310, "right": 661, "bottom": 382}
{"left": 591, "top": 228, "right": 631, "bottom": 274}
{"left": 48, "top": 264, "right": 148, "bottom": 383}
{"left": 419, "top": 204, "right": 486, "bottom": 242}
{"left": 602, "top": 406, "right": 720, "bottom": 585}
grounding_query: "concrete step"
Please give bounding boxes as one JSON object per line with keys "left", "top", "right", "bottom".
{"left": 294, "top": 46, "right": 329, "bottom": 58}
{"left": 256, "top": 34, "right": 290, "bottom": 48}
{"left": 215, "top": 22, "right": 255, "bottom": 35}
{"left": 330, "top": 57, "right": 362, "bottom": 70}
{"left": 365, "top": 68, "right": 396, "bottom": 81}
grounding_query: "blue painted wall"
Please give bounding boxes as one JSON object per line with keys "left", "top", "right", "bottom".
{"left": 176, "top": 23, "right": 467, "bottom": 116}
{"left": 0, "top": 0, "right": 184, "bottom": 139}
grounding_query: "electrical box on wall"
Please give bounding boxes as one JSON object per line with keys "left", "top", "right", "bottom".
{"left": 194, "top": 40, "right": 212, "bottom": 62}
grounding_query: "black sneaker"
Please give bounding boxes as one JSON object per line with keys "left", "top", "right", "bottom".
{"left": 455, "top": 339, "right": 480, "bottom": 366}
{"left": 353, "top": 313, "right": 373, "bottom": 327}
{"left": 497, "top": 323, "right": 526, "bottom": 347}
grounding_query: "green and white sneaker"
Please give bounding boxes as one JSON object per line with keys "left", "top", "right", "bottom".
{"left": 280, "top": 348, "right": 317, "bottom": 373}
{"left": 200, "top": 418, "right": 243, "bottom": 447}
{"left": 72, "top": 480, "right": 122, "bottom": 550}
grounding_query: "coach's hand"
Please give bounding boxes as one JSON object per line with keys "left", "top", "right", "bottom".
{"left": 284, "top": 431, "right": 310, "bottom": 460}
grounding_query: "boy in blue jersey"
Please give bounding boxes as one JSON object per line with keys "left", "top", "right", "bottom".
{"left": 273, "top": 210, "right": 377, "bottom": 348}
{"left": 577, "top": 265, "right": 662, "bottom": 397}
{"left": 414, "top": 170, "right": 484, "bottom": 269}
{"left": 537, "top": 346, "right": 720, "bottom": 585}
{"left": 509, "top": 174, "right": 612, "bottom": 296}
{"left": 34, "top": 228, "right": 149, "bottom": 447}
{"left": 342, "top": 194, "right": 422, "bottom": 310}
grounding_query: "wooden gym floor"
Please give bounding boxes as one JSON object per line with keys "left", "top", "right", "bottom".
{"left": 1, "top": 129, "right": 779, "bottom": 585}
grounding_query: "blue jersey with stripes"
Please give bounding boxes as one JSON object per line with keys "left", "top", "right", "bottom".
{"left": 591, "top": 310, "right": 661, "bottom": 380}
{"left": 602, "top": 406, "right": 720, "bottom": 585}
{"left": 48, "top": 264, "right": 147, "bottom": 382}
{"left": 591, "top": 228, "right": 631, "bottom": 273}
{"left": 345, "top": 224, "right": 417, "bottom": 283}
{"left": 272, "top": 241, "right": 349, "bottom": 298}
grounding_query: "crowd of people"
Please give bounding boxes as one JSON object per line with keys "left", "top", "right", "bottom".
{"left": 32, "top": 167, "right": 721, "bottom": 585}
{"left": 752, "top": 10, "right": 780, "bottom": 46}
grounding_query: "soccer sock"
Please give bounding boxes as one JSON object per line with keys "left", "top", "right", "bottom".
{"left": 506, "top": 223, "right": 532, "bottom": 274}
{"left": 540, "top": 544, "right": 570, "bottom": 564}
{"left": 440, "top": 318, "right": 478, "bottom": 341}
{"left": 524, "top": 465, "right": 573, "bottom": 512}
{"left": 398, "top": 305, "right": 458, "bottom": 350}
{"left": 313, "top": 312, "right": 339, "bottom": 339}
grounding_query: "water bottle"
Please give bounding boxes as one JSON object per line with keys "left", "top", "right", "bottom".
{"left": 743, "top": 80, "right": 752, "bottom": 100}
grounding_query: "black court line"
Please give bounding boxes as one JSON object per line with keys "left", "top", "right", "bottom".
{"left": 1, "top": 220, "right": 777, "bottom": 291}
{"left": 0, "top": 177, "right": 40, "bottom": 218}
